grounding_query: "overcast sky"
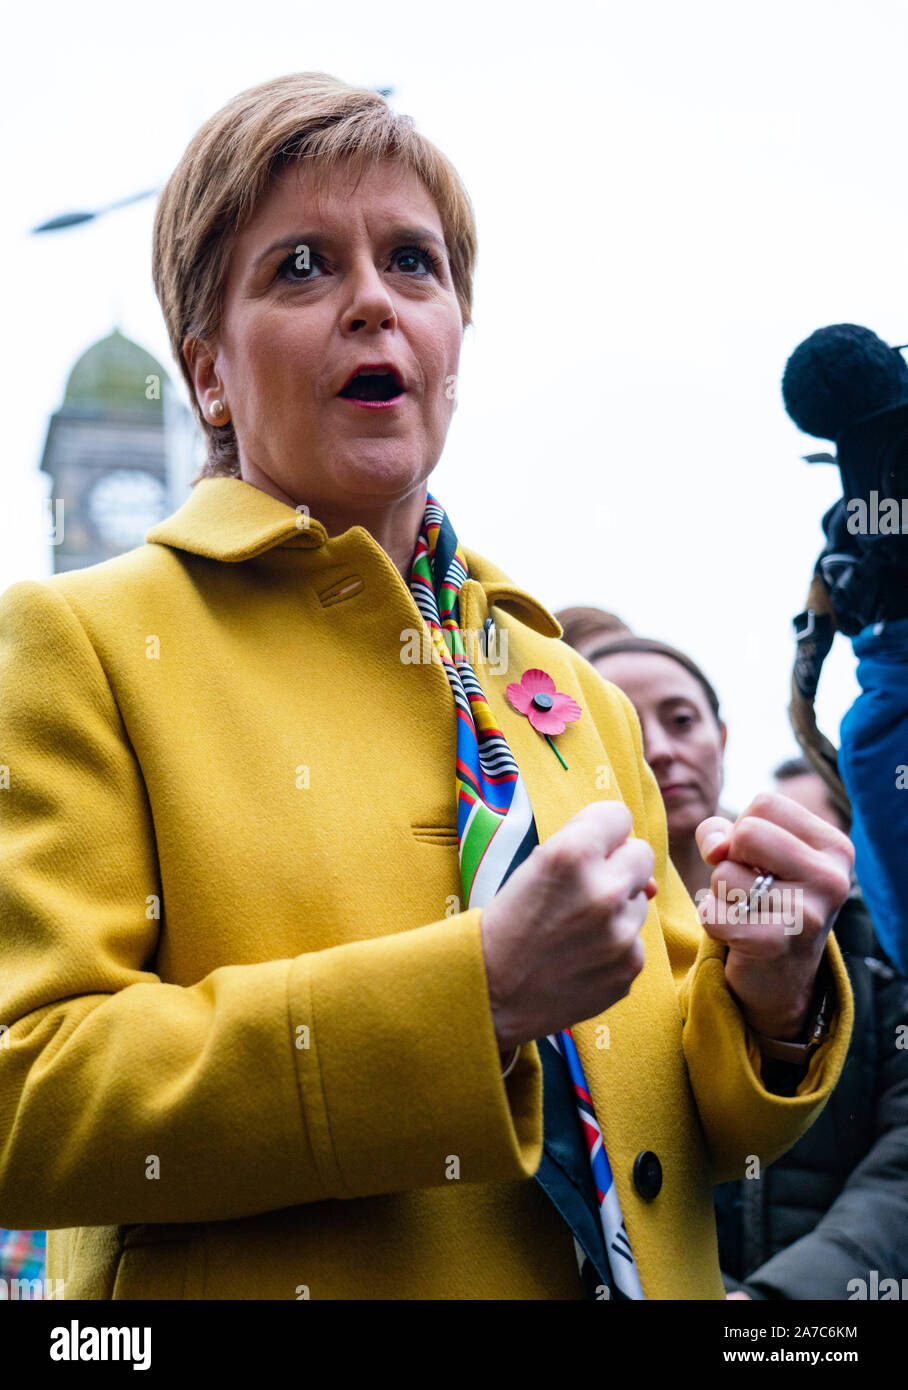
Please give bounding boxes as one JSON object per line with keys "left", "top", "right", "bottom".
{"left": 3, "top": 0, "right": 906, "bottom": 809}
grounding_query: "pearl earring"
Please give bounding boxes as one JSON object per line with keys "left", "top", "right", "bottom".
{"left": 210, "top": 399, "right": 226, "bottom": 422}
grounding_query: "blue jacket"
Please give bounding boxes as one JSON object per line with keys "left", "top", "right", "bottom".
{"left": 839, "top": 616, "right": 908, "bottom": 973}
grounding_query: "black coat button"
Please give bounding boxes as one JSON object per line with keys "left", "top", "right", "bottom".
{"left": 633, "top": 1150, "right": 662, "bottom": 1200}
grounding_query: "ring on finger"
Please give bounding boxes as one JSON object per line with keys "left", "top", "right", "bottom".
{"left": 747, "top": 871, "right": 775, "bottom": 916}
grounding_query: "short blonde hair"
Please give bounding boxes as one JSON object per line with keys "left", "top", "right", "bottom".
{"left": 152, "top": 72, "right": 478, "bottom": 480}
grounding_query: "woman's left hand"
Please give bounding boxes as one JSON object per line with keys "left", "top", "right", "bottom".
{"left": 694, "top": 793, "right": 854, "bottom": 1041}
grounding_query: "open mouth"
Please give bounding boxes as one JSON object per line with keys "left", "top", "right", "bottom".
{"left": 338, "top": 367, "right": 405, "bottom": 402}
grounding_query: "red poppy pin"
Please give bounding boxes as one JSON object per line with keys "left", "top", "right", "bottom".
{"left": 506, "top": 668, "right": 582, "bottom": 770}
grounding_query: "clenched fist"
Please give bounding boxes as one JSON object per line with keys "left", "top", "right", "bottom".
{"left": 480, "top": 801, "right": 656, "bottom": 1052}
{"left": 695, "top": 792, "right": 854, "bottom": 1040}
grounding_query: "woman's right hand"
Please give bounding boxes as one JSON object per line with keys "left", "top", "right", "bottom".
{"left": 480, "top": 801, "right": 656, "bottom": 1052}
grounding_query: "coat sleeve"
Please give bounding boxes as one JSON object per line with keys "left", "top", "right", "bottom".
{"left": 735, "top": 963, "right": 908, "bottom": 1300}
{"left": 573, "top": 661, "right": 855, "bottom": 1184}
{"left": 0, "top": 580, "right": 542, "bottom": 1230}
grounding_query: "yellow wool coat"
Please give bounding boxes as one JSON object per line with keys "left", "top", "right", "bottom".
{"left": 0, "top": 477, "right": 853, "bottom": 1300}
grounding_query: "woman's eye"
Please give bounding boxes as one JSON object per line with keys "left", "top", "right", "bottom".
{"left": 392, "top": 245, "right": 439, "bottom": 275}
{"left": 276, "top": 250, "right": 324, "bottom": 283}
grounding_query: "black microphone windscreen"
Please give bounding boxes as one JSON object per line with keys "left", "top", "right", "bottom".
{"left": 781, "top": 323, "right": 908, "bottom": 441}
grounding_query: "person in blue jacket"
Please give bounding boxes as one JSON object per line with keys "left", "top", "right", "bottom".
{"left": 783, "top": 322, "right": 908, "bottom": 976}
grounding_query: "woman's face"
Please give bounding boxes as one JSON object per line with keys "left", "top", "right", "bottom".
{"left": 189, "top": 159, "right": 464, "bottom": 516}
{"left": 593, "top": 651, "right": 727, "bottom": 840}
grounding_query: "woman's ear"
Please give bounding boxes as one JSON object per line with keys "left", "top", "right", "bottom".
{"left": 183, "top": 335, "right": 231, "bottom": 425}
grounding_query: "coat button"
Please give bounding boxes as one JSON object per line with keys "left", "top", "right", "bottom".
{"left": 633, "top": 1150, "right": 662, "bottom": 1200}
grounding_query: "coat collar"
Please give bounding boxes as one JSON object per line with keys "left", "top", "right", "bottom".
{"left": 145, "top": 477, "right": 563, "bottom": 639}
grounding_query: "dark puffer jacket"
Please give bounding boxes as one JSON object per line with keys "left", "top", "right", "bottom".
{"left": 714, "top": 886, "right": 908, "bottom": 1300}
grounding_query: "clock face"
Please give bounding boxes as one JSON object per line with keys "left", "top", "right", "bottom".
{"left": 87, "top": 469, "right": 169, "bottom": 549}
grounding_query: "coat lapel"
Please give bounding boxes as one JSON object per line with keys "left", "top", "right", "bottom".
{"left": 461, "top": 577, "right": 675, "bottom": 1244}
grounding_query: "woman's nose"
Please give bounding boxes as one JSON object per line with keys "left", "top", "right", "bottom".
{"left": 344, "top": 259, "right": 397, "bottom": 332}
{"left": 641, "top": 721, "right": 674, "bottom": 767}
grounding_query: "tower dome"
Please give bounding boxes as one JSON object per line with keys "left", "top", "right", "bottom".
{"left": 63, "top": 328, "right": 167, "bottom": 415}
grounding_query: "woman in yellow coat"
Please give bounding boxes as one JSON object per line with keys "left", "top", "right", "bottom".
{"left": 0, "top": 73, "right": 855, "bottom": 1301}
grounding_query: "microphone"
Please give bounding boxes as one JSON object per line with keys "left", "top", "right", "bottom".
{"left": 781, "top": 325, "right": 908, "bottom": 617}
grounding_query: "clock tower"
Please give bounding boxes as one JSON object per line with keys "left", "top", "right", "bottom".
{"left": 40, "top": 329, "right": 196, "bottom": 572}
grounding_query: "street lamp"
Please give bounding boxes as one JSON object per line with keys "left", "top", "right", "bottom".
{"left": 31, "top": 188, "right": 159, "bottom": 234}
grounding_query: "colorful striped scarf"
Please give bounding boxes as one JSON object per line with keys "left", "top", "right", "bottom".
{"left": 409, "top": 493, "right": 644, "bottom": 1300}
